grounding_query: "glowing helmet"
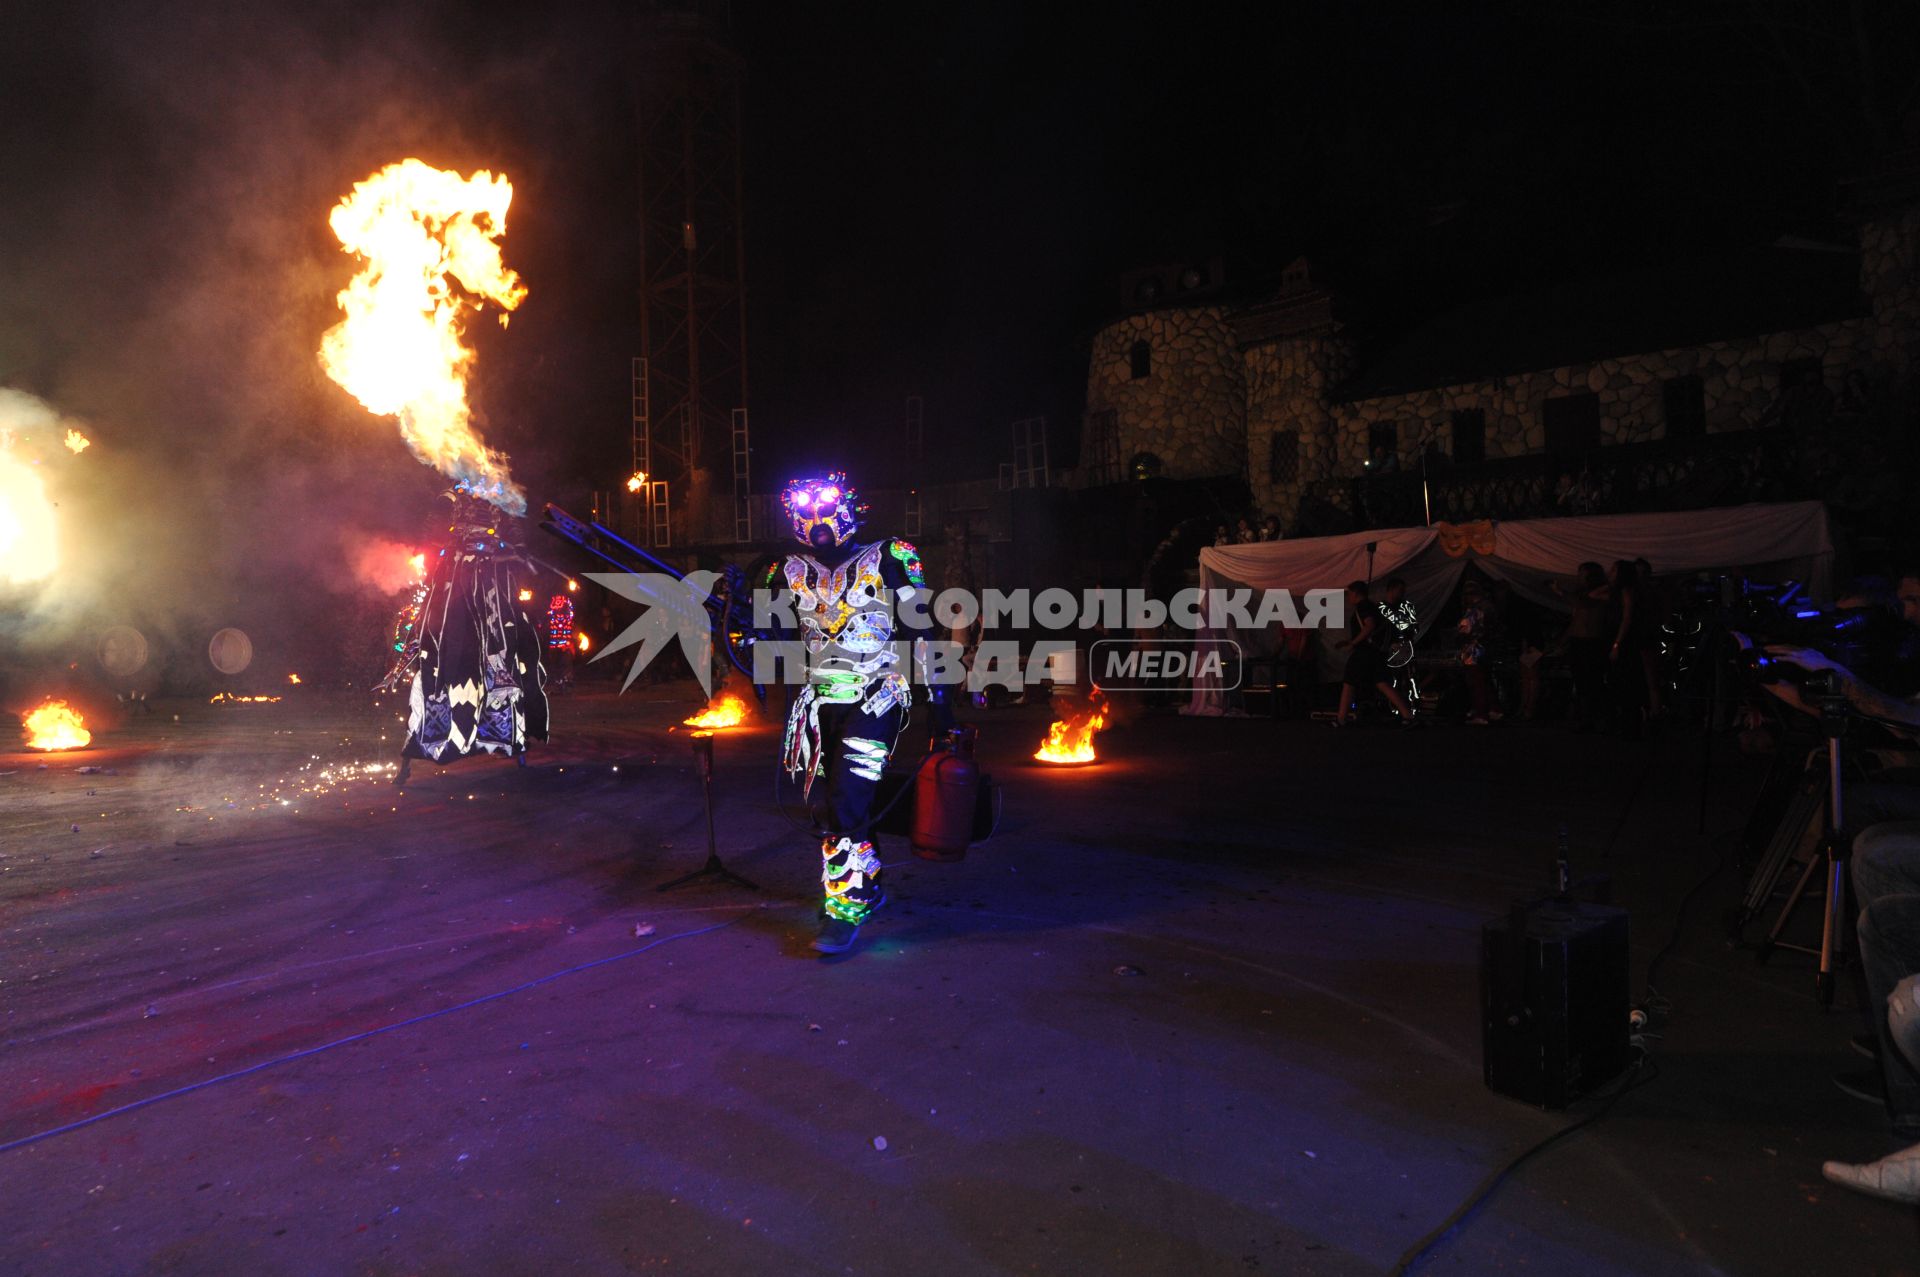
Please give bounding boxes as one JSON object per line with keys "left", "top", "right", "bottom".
{"left": 781, "top": 471, "right": 861, "bottom": 546}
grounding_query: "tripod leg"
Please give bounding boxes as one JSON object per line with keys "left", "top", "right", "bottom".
{"left": 1818, "top": 844, "right": 1845, "bottom": 1006}
{"left": 1765, "top": 848, "right": 1823, "bottom": 953}
{"left": 656, "top": 753, "right": 760, "bottom": 892}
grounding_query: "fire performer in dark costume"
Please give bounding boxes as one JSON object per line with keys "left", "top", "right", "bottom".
{"left": 771, "top": 471, "right": 925, "bottom": 953}
{"left": 380, "top": 494, "right": 549, "bottom": 783}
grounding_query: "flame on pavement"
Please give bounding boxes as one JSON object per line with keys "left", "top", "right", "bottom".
{"left": 24, "top": 700, "right": 91, "bottom": 751}
{"left": 1035, "top": 692, "right": 1109, "bottom": 765}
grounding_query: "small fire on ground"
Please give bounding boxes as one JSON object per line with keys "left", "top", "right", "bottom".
{"left": 210, "top": 692, "right": 283, "bottom": 705}
{"left": 684, "top": 691, "right": 749, "bottom": 730}
{"left": 24, "top": 700, "right": 91, "bottom": 751}
{"left": 1035, "top": 692, "right": 1109, "bottom": 765}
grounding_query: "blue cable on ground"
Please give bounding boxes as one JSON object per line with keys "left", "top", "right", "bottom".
{"left": 0, "top": 914, "right": 748, "bottom": 1158}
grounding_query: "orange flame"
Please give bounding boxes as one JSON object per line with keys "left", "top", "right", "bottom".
{"left": 684, "top": 692, "right": 749, "bottom": 729}
{"left": 24, "top": 700, "right": 90, "bottom": 751}
{"left": 1035, "top": 694, "right": 1108, "bottom": 765}
{"left": 576, "top": 631, "right": 591, "bottom": 654}
{"left": 287, "top": 673, "right": 302, "bottom": 685}
{"left": 64, "top": 429, "right": 90, "bottom": 455}
{"left": 626, "top": 471, "right": 647, "bottom": 493}
{"left": 319, "top": 159, "right": 527, "bottom": 513}
{"left": 210, "top": 693, "right": 283, "bottom": 705}
{"left": 409, "top": 552, "right": 428, "bottom": 580}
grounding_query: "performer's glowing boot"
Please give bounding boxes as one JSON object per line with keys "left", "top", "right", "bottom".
{"left": 815, "top": 836, "right": 883, "bottom": 954}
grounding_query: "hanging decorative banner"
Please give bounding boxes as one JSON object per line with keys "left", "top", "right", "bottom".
{"left": 1434, "top": 520, "right": 1497, "bottom": 557}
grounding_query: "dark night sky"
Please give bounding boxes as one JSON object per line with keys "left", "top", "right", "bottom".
{"left": 735, "top": 0, "right": 1907, "bottom": 484}
{"left": 0, "top": 0, "right": 1912, "bottom": 652}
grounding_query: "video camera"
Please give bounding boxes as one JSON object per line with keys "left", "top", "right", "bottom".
{"left": 1686, "top": 574, "right": 1908, "bottom": 698}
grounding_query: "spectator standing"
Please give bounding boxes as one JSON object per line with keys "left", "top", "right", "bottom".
{"left": 1458, "top": 579, "right": 1498, "bottom": 725}
{"left": 1554, "top": 562, "right": 1609, "bottom": 730}
{"left": 1607, "top": 559, "right": 1646, "bottom": 738}
{"left": 1635, "top": 557, "right": 1666, "bottom": 720}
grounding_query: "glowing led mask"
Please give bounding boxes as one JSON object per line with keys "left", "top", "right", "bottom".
{"left": 781, "top": 472, "right": 861, "bottom": 546}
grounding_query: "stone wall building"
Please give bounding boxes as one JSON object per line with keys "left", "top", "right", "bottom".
{"left": 1082, "top": 198, "right": 1920, "bottom": 533}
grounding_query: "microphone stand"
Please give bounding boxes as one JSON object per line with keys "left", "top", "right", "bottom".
{"left": 658, "top": 730, "right": 760, "bottom": 893}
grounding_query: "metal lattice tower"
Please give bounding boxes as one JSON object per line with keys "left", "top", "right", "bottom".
{"left": 904, "top": 396, "right": 924, "bottom": 537}
{"left": 632, "top": 0, "right": 749, "bottom": 545}
{"left": 730, "top": 407, "right": 751, "bottom": 541}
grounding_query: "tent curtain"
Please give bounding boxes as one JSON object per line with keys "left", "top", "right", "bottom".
{"left": 1183, "top": 500, "right": 1833, "bottom": 716}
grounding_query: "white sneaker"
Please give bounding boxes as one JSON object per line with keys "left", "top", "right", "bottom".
{"left": 1822, "top": 1141, "right": 1920, "bottom": 1204}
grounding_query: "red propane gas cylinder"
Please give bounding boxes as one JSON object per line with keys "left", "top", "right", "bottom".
{"left": 912, "top": 728, "right": 979, "bottom": 861}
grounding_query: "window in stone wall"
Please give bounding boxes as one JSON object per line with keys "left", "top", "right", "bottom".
{"left": 1269, "top": 430, "right": 1299, "bottom": 485}
{"left": 1130, "top": 340, "right": 1152, "bottom": 381}
{"left": 1662, "top": 374, "right": 1705, "bottom": 439}
{"left": 1367, "top": 422, "right": 1397, "bottom": 465}
{"left": 1450, "top": 409, "right": 1486, "bottom": 464}
{"left": 1542, "top": 392, "right": 1600, "bottom": 460}
{"left": 1778, "top": 357, "right": 1823, "bottom": 393}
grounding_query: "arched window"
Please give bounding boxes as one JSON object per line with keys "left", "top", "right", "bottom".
{"left": 1129, "top": 340, "right": 1151, "bottom": 381}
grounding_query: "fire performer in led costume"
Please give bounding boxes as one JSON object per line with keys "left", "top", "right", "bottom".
{"left": 771, "top": 471, "right": 925, "bottom": 954}
{"left": 380, "top": 494, "right": 549, "bottom": 784}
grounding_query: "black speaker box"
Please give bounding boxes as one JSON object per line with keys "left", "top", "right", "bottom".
{"left": 1481, "top": 899, "right": 1631, "bottom": 1109}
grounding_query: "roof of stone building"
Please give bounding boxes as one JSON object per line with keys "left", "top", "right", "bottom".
{"left": 1329, "top": 242, "right": 1869, "bottom": 403}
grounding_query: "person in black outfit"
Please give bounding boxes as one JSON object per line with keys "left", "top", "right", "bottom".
{"left": 1606, "top": 559, "right": 1647, "bottom": 738}
{"left": 1553, "top": 562, "right": 1610, "bottom": 730}
{"left": 1332, "top": 580, "right": 1415, "bottom": 727}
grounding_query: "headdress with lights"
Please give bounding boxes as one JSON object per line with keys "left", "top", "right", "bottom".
{"left": 781, "top": 471, "right": 863, "bottom": 546}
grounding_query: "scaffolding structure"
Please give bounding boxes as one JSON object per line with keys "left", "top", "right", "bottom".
{"left": 730, "top": 407, "right": 751, "bottom": 541}
{"left": 632, "top": 0, "right": 749, "bottom": 544}
{"left": 904, "top": 396, "right": 924, "bottom": 537}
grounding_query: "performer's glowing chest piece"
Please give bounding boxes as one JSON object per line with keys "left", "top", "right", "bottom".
{"left": 784, "top": 542, "right": 894, "bottom": 655}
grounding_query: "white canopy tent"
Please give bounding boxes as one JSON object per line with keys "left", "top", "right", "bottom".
{"left": 1185, "top": 500, "right": 1835, "bottom": 715}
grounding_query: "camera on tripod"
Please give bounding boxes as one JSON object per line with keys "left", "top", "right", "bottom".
{"left": 1681, "top": 571, "right": 1898, "bottom": 698}
{"left": 1736, "top": 649, "right": 1845, "bottom": 702}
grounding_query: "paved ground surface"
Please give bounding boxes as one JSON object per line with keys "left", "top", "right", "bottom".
{"left": 2, "top": 683, "right": 1916, "bottom": 1275}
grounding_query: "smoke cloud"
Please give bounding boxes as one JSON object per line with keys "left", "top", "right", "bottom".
{"left": 0, "top": 0, "right": 633, "bottom": 696}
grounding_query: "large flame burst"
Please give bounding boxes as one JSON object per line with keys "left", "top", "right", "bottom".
{"left": 684, "top": 691, "right": 749, "bottom": 730}
{"left": 319, "top": 159, "right": 528, "bottom": 514}
{"left": 24, "top": 700, "right": 91, "bottom": 751}
{"left": 1035, "top": 692, "right": 1109, "bottom": 765}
